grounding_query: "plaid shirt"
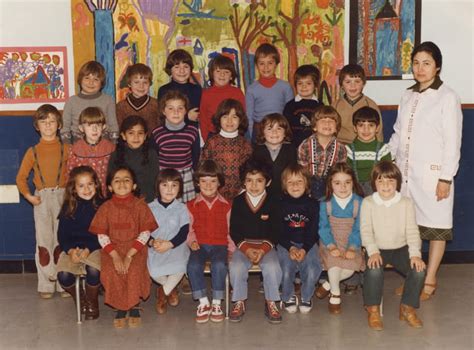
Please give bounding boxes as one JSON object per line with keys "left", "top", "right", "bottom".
{"left": 297, "top": 134, "right": 347, "bottom": 178}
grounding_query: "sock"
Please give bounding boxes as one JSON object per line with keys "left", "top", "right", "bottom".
{"left": 199, "top": 297, "right": 210, "bottom": 306}
{"left": 115, "top": 310, "right": 127, "bottom": 319}
{"left": 322, "top": 281, "right": 331, "bottom": 291}
{"left": 212, "top": 299, "right": 221, "bottom": 305}
{"left": 129, "top": 308, "right": 140, "bottom": 317}
{"left": 329, "top": 295, "right": 341, "bottom": 304}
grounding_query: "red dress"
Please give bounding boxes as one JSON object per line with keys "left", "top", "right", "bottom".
{"left": 89, "top": 194, "right": 158, "bottom": 310}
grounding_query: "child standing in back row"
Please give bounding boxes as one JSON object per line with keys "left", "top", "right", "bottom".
{"left": 246, "top": 43, "right": 294, "bottom": 142}
{"left": 283, "top": 64, "right": 323, "bottom": 148}
{"left": 16, "top": 104, "right": 70, "bottom": 298}
{"left": 199, "top": 54, "right": 246, "bottom": 142}
{"left": 62, "top": 61, "right": 118, "bottom": 143}
{"left": 333, "top": 64, "right": 383, "bottom": 144}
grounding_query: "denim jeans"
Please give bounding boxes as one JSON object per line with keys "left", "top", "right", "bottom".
{"left": 277, "top": 244, "right": 322, "bottom": 302}
{"left": 187, "top": 244, "right": 227, "bottom": 300}
{"left": 230, "top": 249, "right": 282, "bottom": 301}
{"left": 363, "top": 245, "right": 425, "bottom": 308}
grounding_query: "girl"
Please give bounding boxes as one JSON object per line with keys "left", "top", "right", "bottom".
{"left": 89, "top": 166, "right": 158, "bottom": 328}
{"left": 147, "top": 169, "right": 190, "bottom": 315}
{"left": 199, "top": 54, "right": 246, "bottom": 141}
{"left": 108, "top": 115, "right": 159, "bottom": 203}
{"left": 317, "top": 163, "right": 365, "bottom": 314}
{"left": 152, "top": 91, "right": 200, "bottom": 202}
{"left": 277, "top": 164, "right": 322, "bottom": 314}
{"left": 201, "top": 99, "right": 252, "bottom": 200}
{"left": 61, "top": 61, "right": 118, "bottom": 143}
{"left": 361, "top": 161, "right": 425, "bottom": 330}
{"left": 253, "top": 113, "right": 297, "bottom": 198}
{"left": 57, "top": 166, "right": 103, "bottom": 320}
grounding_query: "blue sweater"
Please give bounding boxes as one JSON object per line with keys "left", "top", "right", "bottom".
{"left": 58, "top": 198, "right": 102, "bottom": 252}
{"left": 278, "top": 194, "right": 319, "bottom": 253}
{"left": 245, "top": 80, "right": 294, "bottom": 137}
{"left": 318, "top": 194, "right": 362, "bottom": 249}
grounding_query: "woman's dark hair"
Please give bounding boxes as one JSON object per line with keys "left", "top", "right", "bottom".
{"left": 106, "top": 165, "right": 140, "bottom": 198}
{"left": 116, "top": 115, "right": 150, "bottom": 167}
{"left": 60, "top": 166, "right": 103, "bottom": 218}
{"left": 155, "top": 168, "right": 184, "bottom": 200}
{"left": 411, "top": 41, "right": 443, "bottom": 73}
{"left": 212, "top": 99, "right": 248, "bottom": 135}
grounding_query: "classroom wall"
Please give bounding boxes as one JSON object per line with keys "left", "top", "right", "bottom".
{"left": 0, "top": 0, "right": 473, "bottom": 263}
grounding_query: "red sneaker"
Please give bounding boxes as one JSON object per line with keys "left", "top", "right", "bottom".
{"left": 195, "top": 304, "right": 211, "bottom": 323}
{"left": 229, "top": 300, "right": 245, "bottom": 322}
{"left": 210, "top": 304, "right": 225, "bottom": 323}
{"left": 265, "top": 300, "right": 282, "bottom": 324}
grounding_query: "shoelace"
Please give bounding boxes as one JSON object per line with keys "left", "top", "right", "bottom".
{"left": 268, "top": 302, "right": 279, "bottom": 314}
{"left": 233, "top": 301, "right": 244, "bottom": 312}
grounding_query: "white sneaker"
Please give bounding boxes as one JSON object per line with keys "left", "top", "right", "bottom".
{"left": 299, "top": 300, "right": 313, "bottom": 314}
{"left": 281, "top": 294, "right": 298, "bottom": 313}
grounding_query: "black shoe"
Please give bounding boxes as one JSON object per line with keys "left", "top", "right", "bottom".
{"left": 344, "top": 284, "right": 358, "bottom": 295}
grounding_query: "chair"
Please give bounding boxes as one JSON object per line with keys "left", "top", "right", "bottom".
{"left": 74, "top": 275, "right": 85, "bottom": 324}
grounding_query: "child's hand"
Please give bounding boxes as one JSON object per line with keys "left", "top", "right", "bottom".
{"left": 329, "top": 246, "right": 341, "bottom": 257}
{"left": 367, "top": 253, "right": 383, "bottom": 269}
{"left": 289, "top": 247, "right": 299, "bottom": 261}
{"left": 68, "top": 248, "right": 81, "bottom": 264}
{"left": 188, "top": 108, "right": 200, "bottom": 121}
{"left": 245, "top": 248, "right": 258, "bottom": 263}
{"left": 26, "top": 194, "right": 41, "bottom": 206}
{"left": 154, "top": 240, "right": 173, "bottom": 253}
{"left": 410, "top": 256, "right": 426, "bottom": 272}
{"left": 111, "top": 255, "right": 125, "bottom": 274}
{"left": 253, "top": 249, "right": 265, "bottom": 264}
{"left": 79, "top": 248, "right": 90, "bottom": 260}
{"left": 295, "top": 249, "right": 306, "bottom": 262}
{"left": 190, "top": 241, "right": 200, "bottom": 251}
{"left": 123, "top": 255, "right": 133, "bottom": 273}
{"left": 344, "top": 249, "right": 356, "bottom": 260}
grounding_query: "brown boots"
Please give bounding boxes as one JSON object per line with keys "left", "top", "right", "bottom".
{"left": 84, "top": 284, "right": 100, "bottom": 320}
{"left": 366, "top": 305, "right": 383, "bottom": 330}
{"left": 167, "top": 287, "right": 179, "bottom": 307}
{"left": 399, "top": 304, "right": 423, "bottom": 328}
{"left": 62, "top": 284, "right": 86, "bottom": 313}
{"left": 155, "top": 286, "right": 167, "bottom": 314}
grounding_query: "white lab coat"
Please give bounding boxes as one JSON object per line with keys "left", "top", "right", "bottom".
{"left": 389, "top": 83, "right": 463, "bottom": 229}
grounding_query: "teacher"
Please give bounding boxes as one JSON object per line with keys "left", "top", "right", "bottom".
{"left": 389, "top": 41, "right": 463, "bottom": 300}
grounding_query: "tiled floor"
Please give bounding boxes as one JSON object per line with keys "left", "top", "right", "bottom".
{"left": 0, "top": 264, "right": 472, "bottom": 350}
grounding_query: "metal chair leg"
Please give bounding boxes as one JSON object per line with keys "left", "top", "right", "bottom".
{"left": 225, "top": 274, "right": 230, "bottom": 319}
{"left": 75, "top": 275, "right": 82, "bottom": 324}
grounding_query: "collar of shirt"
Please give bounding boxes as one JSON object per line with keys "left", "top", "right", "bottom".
{"left": 372, "top": 191, "right": 402, "bottom": 207}
{"left": 246, "top": 190, "right": 266, "bottom": 208}
{"left": 295, "top": 94, "right": 319, "bottom": 102}
{"left": 333, "top": 193, "right": 352, "bottom": 210}
{"left": 408, "top": 76, "right": 443, "bottom": 93}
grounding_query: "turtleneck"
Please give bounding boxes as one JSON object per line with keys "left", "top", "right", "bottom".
{"left": 259, "top": 76, "right": 277, "bottom": 88}
{"left": 219, "top": 129, "right": 239, "bottom": 138}
{"left": 111, "top": 192, "right": 135, "bottom": 203}
{"left": 78, "top": 91, "right": 102, "bottom": 100}
{"left": 165, "top": 120, "right": 186, "bottom": 130}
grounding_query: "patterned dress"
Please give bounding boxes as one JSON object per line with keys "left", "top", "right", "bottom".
{"left": 201, "top": 134, "right": 252, "bottom": 200}
{"left": 89, "top": 195, "right": 158, "bottom": 311}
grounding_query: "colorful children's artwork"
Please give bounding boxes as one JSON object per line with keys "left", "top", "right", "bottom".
{"left": 349, "top": 0, "right": 421, "bottom": 80}
{"left": 71, "top": 0, "right": 346, "bottom": 105}
{"left": 0, "top": 47, "right": 69, "bottom": 104}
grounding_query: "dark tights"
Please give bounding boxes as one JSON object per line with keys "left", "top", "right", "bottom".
{"left": 57, "top": 266, "right": 100, "bottom": 288}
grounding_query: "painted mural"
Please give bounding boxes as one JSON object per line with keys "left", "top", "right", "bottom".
{"left": 349, "top": 0, "right": 421, "bottom": 79}
{"left": 71, "top": 0, "right": 346, "bottom": 104}
{"left": 0, "top": 47, "right": 68, "bottom": 104}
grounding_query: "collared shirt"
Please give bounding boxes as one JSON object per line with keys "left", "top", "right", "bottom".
{"left": 408, "top": 76, "right": 443, "bottom": 93}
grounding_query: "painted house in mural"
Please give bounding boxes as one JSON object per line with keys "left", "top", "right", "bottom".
{"left": 21, "top": 65, "right": 51, "bottom": 99}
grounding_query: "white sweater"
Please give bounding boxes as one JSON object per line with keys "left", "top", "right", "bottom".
{"left": 360, "top": 194, "right": 421, "bottom": 258}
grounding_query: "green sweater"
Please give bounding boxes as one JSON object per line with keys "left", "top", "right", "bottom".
{"left": 346, "top": 138, "right": 391, "bottom": 182}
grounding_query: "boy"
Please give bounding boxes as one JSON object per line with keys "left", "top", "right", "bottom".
{"left": 158, "top": 49, "right": 201, "bottom": 124}
{"left": 66, "top": 107, "right": 115, "bottom": 195}
{"left": 186, "top": 160, "right": 234, "bottom": 323}
{"left": 16, "top": 104, "right": 70, "bottom": 298}
{"left": 346, "top": 106, "right": 391, "bottom": 196}
{"left": 116, "top": 63, "right": 160, "bottom": 134}
{"left": 297, "top": 106, "right": 347, "bottom": 200}
{"left": 333, "top": 64, "right": 383, "bottom": 144}
{"left": 361, "top": 161, "right": 426, "bottom": 330}
{"left": 283, "top": 64, "right": 323, "bottom": 147}
{"left": 229, "top": 159, "right": 283, "bottom": 324}
{"left": 246, "top": 43, "right": 294, "bottom": 141}
{"left": 62, "top": 61, "right": 118, "bottom": 143}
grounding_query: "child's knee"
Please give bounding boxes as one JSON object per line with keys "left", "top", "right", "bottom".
{"left": 365, "top": 266, "right": 383, "bottom": 279}
{"left": 409, "top": 268, "right": 426, "bottom": 281}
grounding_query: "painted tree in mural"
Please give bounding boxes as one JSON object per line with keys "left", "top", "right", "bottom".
{"left": 229, "top": 0, "right": 273, "bottom": 90}
{"left": 84, "top": 0, "right": 118, "bottom": 98}
{"left": 273, "top": 0, "right": 308, "bottom": 88}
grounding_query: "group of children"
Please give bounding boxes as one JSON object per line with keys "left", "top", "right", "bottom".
{"left": 16, "top": 42, "right": 427, "bottom": 331}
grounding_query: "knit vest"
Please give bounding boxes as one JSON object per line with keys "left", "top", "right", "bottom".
{"left": 188, "top": 198, "right": 230, "bottom": 246}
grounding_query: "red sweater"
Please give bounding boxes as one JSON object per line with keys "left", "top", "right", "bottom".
{"left": 199, "top": 84, "right": 245, "bottom": 142}
{"left": 186, "top": 194, "right": 235, "bottom": 251}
